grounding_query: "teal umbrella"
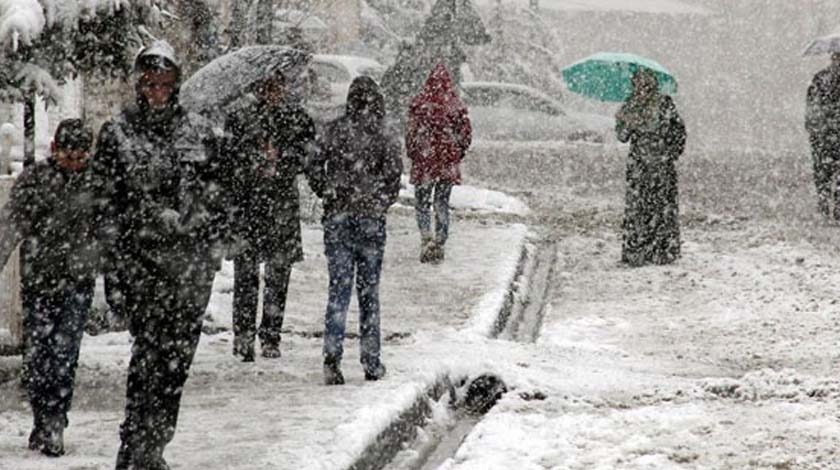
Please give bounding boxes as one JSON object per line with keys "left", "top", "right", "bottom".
{"left": 561, "top": 52, "right": 678, "bottom": 102}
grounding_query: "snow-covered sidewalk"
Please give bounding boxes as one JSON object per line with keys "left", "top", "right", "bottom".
{"left": 0, "top": 208, "right": 529, "bottom": 470}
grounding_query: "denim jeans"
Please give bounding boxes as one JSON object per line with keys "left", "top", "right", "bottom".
{"left": 21, "top": 277, "right": 94, "bottom": 423}
{"left": 322, "top": 214, "right": 386, "bottom": 370}
{"left": 414, "top": 181, "right": 453, "bottom": 244}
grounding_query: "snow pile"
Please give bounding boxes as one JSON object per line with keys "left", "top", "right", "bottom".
{"left": 0, "top": 0, "right": 45, "bottom": 49}
{"left": 703, "top": 369, "right": 840, "bottom": 402}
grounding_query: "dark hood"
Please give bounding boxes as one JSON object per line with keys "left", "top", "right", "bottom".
{"left": 133, "top": 40, "right": 184, "bottom": 123}
{"left": 345, "top": 76, "right": 385, "bottom": 133}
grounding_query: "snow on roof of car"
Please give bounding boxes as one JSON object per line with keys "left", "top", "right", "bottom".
{"left": 462, "top": 81, "right": 561, "bottom": 103}
{"left": 312, "top": 54, "right": 385, "bottom": 78}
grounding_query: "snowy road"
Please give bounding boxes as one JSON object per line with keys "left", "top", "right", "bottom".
{"left": 3, "top": 140, "right": 840, "bottom": 469}
{"left": 435, "top": 143, "right": 840, "bottom": 469}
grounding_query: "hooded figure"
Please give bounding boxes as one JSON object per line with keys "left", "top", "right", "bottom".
{"left": 90, "top": 40, "right": 224, "bottom": 470}
{"left": 0, "top": 119, "right": 97, "bottom": 457}
{"left": 805, "top": 52, "right": 840, "bottom": 220}
{"left": 405, "top": 63, "right": 472, "bottom": 263}
{"left": 616, "top": 69, "right": 686, "bottom": 267}
{"left": 222, "top": 69, "right": 318, "bottom": 361}
{"left": 309, "top": 76, "right": 402, "bottom": 385}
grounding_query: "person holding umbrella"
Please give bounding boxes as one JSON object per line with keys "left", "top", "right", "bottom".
{"left": 615, "top": 69, "right": 686, "bottom": 266}
{"left": 405, "top": 62, "right": 472, "bottom": 264}
{"left": 562, "top": 53, "right": 685, "bottom": 266}
{"left": 223, "top": 69, "right": 318, "bottom": 362}
{"left": 805, "top": 52, "right": 840, "bottom": 220}
{"left": 0, "top": 119, "right": 97, "bottom": 457}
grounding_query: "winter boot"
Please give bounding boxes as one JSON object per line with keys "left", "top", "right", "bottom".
{"left": 323, "top": 357, "right": 345, "bottom": 385}
{"left": 39, "top": 415, "right": 65, "bottom": 457}
{"left": 233, "top": 336, "right": 255, "bottom": 362}
{"left": 261, "top": 341, "right": 282, "bottom": 359}
{"left": 429, "top": 241, "right": 445, "bottom": 264}
{"left": 364, "top": 363, "right": 387, "bottom": 381}
{"left": 419, "top": 235, "right": 435, "bottom": 263}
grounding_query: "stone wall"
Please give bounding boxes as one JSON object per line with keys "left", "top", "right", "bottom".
{"left": 0, "top": 176, "right": 22, "bottom": 351}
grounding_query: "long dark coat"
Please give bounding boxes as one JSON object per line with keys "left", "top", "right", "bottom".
{"left": 224, "top": 100, "right": 317, "bottom": 263}
{"left": 805, "top": 66, "right": 840, "bottom": 216}
{"left": 616, "top": 94, "right": 686, "bottom": 267}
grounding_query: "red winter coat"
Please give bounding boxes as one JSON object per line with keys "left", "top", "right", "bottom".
{"left": 406, "top": 63, "right": 472, "bottom": 185}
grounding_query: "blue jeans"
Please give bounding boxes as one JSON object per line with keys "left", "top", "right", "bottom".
{"left": 21, "top": 277, "right": 94, "bottom": 423}
{"left": 414, "top": 181, "right": 453, "bottom": 244}
{"left": 322, "top": 214, "right": 386, "bottom": 371}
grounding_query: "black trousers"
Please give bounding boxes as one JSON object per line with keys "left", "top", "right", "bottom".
{"left": 115, "top": 257, "right": 215, "bottom": 468}
{"left": 232, "top": 248, "right": 292, "bottom": 346}
{"left": 812, "top": 148, "right": 840, "bottom": 219}
{"left": 21, "top": 277, "right": 94, "bottom": 426}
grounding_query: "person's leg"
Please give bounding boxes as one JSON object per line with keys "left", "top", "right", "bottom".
{"left": 323, "top": 216, "right": 354, "bottom": 384}
{"left": 813, "top": 147, "right": 832, "bottom": 218}
{"left": 21, "top": 286, "right": 58, "bottom": 454}
{"left": 414, "top": 183, "right": 434, "bottom": 262}
{"left": 232, "top": 248, "right": 258, "bottom": 361}
{"left": 117, "top": 264, "right": 213, "bottom": 469}
{"left": 259, "top": 258, "right": 292, "bottom": 357}
{"left": 430, "top": 181, "right": 453, "bottom": 262}
{"left": 354, "top": 217, "right": 386, "bottom": 380}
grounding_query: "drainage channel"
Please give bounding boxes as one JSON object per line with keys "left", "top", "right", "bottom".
{"left": 352, "top": 236, "right": 558, "bottom": 470}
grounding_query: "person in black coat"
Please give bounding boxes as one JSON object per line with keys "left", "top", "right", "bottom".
{"left": 616, "top": 69, "right": 686, "bottom": 267}
{"left": 0, "top": 119, "right": 96, "bottom": 457}
{"left": 90, "top": 40, "right": 224, "bottom": 470}
{"left": 308, "top": 76, "right": 402, "bottom": 385}
{"left": 223, "top": 71, "right": 317, "bottom": 361}
{"left": 806, "top": 52, "right": 840, "bottom": 220}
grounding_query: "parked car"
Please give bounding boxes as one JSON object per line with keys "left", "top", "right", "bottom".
{"left": 303, "top": 54, "right": 386, "bottom": 123}
{"left": 459, "top": 81, "right": 614, "bottom": 143}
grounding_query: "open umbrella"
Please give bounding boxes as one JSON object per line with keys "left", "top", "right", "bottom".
{"left": 180, "top": 45, "right": 311, "bottom": 117}
{"left": 802, "top": 33, "right": 840, "bottom": 56}
{"left": 561, "top": 52, "right": 678, "bottom": 102}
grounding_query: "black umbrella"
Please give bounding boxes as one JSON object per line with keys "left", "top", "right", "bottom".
{"left": 180, "top": 45, "right": 312, "bottom": 117}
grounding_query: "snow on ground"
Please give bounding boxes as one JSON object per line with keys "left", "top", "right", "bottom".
{"left": 473, "top": 0, "right": 710, "bottom": 15}
{"left": 0, "top": 211, "right": 529, "bottom": 470}
{"left": 400, "top": 176, "right": 531, "bottom": 216}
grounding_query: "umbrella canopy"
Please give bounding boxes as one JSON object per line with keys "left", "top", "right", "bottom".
{"left": 802, "top": 33, "right": 840, "bottom": 56}
{"left": 561, "top": 52, "right": 678, "bottom": 102}
{"left": 180, "top": 45, "right": 311, "bottom": 117}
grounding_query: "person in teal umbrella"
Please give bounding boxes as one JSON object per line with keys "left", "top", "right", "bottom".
{"left": 615, "top": 69, "right": 686, "bottom": 267}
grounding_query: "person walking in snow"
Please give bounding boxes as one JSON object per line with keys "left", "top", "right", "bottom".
{"left": 309, "top": 76, "right": 402, "bottom": 385}
{"left": 806, "top": 52, "right": 840, "bottom": 220}
{"left": 222, "top": 70, "right": 318, "bottom": 362}
{"left": 0, "top": 119, "right": 97, "bottom": 457}
{"left": 90, "top": 40, "right": 225, "bottom": 470}
{"left": 616, "top": 69, "right": 686, "bottom": 267}
{"left": 405, "top": 62, "right": 472, "bottom": 264}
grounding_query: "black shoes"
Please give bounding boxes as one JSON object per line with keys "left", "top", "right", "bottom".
{"left": 261, "top": 342, "right": 282, "bottom": 359}
{"left": 364, "top": 363, "right": 387, "bottom": 381}
{"left": 233, "top": 337, "right": 255, "bottom": 362}
{"left": 28, "top": 415, "right": 65, "bottom": 457}
{"left": 323, "top": 358, "right": 345, "bottom": 385}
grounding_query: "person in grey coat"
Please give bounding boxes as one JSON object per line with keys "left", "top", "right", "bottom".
{"left": 223, "top": 70, "right": 318, "bottom": 361}
{"left": 90, "top": 40, "right": 224, "bottom": 470}
{"left": 309, "top": 76, "right": 402, "bottom": 385}
{"left": 0, "top": 119, "right": 96, "bottom": 457}
{"left": 806, "top": 52, "right": 840, "bottom": 220}
{"left": 616, "top": 69, "right": 686, "bottom": 267}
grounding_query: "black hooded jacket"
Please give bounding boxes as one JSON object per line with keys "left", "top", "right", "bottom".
{"left": 0, "top": 158, "right": 100, "bottom": 290}
{"left": 91, "top": 42, "right": 223, "bottom": 278}
{"left": 310, "top": 76, "right": 403, "bottom": 219}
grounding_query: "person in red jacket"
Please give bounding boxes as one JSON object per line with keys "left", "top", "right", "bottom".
{"left": 405, "top": 62, "right": 472, "bottom": 263}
